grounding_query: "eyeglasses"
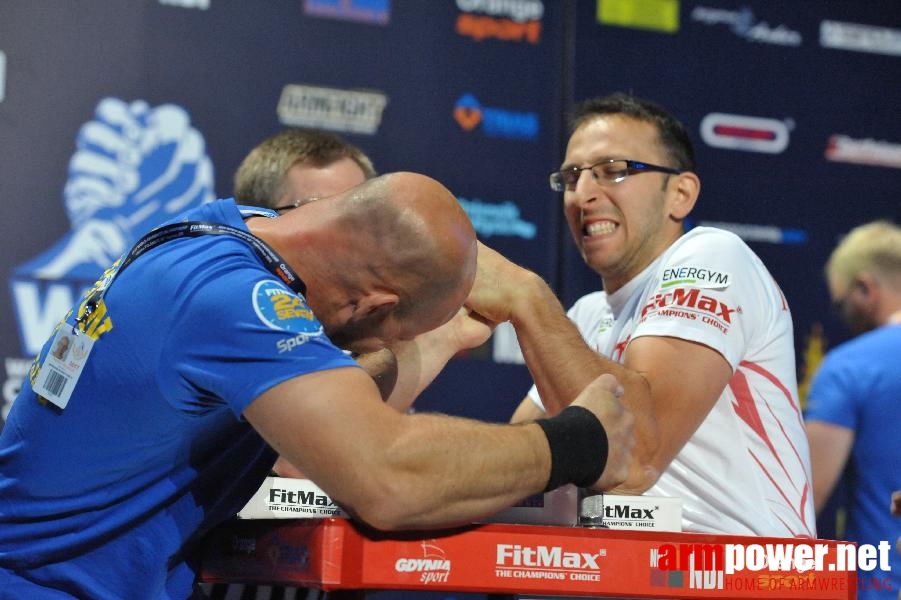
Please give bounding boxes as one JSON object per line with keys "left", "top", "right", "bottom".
{"left": 549, "top": 159, "right": 683, "bottom": 192}
{"left": 271, "top": 197, "right": 320, "bottom": 213}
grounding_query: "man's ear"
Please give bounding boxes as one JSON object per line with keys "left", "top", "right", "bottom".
{"left": 669, "top": 171, "right": 701, "bottom": 220}
{"left": 855, "top": 273, "right": 878, "bottom": 299}
{"left": 351, "top": 291, "right": 399, "bottom": 322}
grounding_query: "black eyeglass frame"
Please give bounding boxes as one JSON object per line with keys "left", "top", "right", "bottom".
{"left": 549, "top": 158, "right": 684, "bottom": 192}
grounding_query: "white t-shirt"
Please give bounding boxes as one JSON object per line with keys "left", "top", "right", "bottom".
{"left": 528, "top": 227, "right": 815, "bottom": 537}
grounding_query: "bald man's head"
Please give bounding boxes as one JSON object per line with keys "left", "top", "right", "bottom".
{"left": 348, "top": 172, "right": 475, "bottom": 311}
{"left": 260, "top": 172, "right": 477, "bottom": 353}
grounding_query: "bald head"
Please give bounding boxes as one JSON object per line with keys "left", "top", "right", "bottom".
{"left": 254, "top": 172, "right": 477, "bottom": 352}
{"left": 341, "top": 172, "right": 477, "bottom": 323}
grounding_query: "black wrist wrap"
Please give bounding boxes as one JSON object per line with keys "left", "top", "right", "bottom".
{"left": 536, "top": 405, "right": 608, "bottom": 492}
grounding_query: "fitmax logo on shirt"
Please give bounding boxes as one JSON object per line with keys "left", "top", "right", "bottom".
{"left": 453, "top": 94, "right": 539, "bottom": 140}
{"left": 641, "top": 287, "right": 739, "bottom": 335}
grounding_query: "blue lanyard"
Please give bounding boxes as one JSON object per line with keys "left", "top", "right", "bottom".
{"left": 75, "top": 221, "right": 306, "bottom": 329}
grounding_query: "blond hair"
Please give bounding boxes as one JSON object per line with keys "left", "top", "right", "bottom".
{"left": 234, "top": 128, "right": 375, "bottom": 208}
{"left": 826, "top": 220, "right": 901, "bottom": 291}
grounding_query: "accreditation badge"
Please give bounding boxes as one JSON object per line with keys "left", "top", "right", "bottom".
{"left": 33, "top": 328, "right": 95, "bottom": 409}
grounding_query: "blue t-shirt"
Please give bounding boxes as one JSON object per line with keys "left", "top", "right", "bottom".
{"left": 0, "top": 200, "right": 358, "bottom": 599}
{"left": 805, "top": 323, "right": 901, "bottom": 599}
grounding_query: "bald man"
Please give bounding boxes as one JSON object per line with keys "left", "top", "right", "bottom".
{"left": 0, "top": 172, "right": 634, "bottom": 599}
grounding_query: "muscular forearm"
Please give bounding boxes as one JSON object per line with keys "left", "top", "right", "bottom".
{"left": 357, "top": 310, "right": 492, "bottom": 413}
{"left": 356, "top": 349, "right": 400, "bottom": 402}
{"left": 248, "top": 363, "right": 629, "bottom": 532}
{"left": 347, "top": 413, "right": 551, "bottom": 529}
{"left": 385, "top": 332, "right": 461, "bottom": 412}
{"left": 356, "top": 336, "right": 461, "bottom": 414}
{"left": 510, "top": 275, "right": 642, "bottom": 410}
{"left": 509, "top": 274, "right": 659, "bottom": 492}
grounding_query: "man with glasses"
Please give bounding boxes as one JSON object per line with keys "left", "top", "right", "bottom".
{"left": 504, "top": 92, "right": 814, "bottom": 536}
{"left": 804, "top": 220, "right": 901, "bottom": 598}
{"left": 234, "top": 128, "right": 377, "bottom": 213}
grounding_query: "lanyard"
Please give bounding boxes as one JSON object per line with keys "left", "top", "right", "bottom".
{"left": 75, "top": 220, "right": 306, "bottom": 329}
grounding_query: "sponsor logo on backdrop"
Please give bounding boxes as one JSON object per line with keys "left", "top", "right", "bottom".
{"left": 0, "top": 50, "right": 5, "bottom": 103}
{"left": 158, "top": 0, "right": 209, "bottom": 9}
{"left": 455, "top": 0, "right": 544, "bottom": 44}
{"left": 825, "top": 134, "right": 901, "bottom": 169}
{"left": 277, "top": 84, "right": 387, "bottom": 135}
{"left": 4, "top": 98, "right": 214, "bottom": 419}
{"left": 495, "top": 543, "right": 605, "bottom": 582}
{"left": 304, "top": 0, "right": 390, "bottom": 25}
{"left": 457, "top": 197, "right": 536, "bottom": 239}
{"left": 700, "top": 112, "right": 792, "bottom": 154}
{"left": 820, "top": 20, "right": 901, "bottom": 57}
{"left": 688, "top": 220, "right": 808, "bottom": 245}
{"left": 454, "top": 194, "right": 536, "bottom": 365}
{"left": 597, "top": 0, "right": 680, "bottom": 34}
{"left": 453, "top": 93, "right": 538, "bottom": 140}
{"left": 691, "top": 6, "right": 801, "bottom": 46}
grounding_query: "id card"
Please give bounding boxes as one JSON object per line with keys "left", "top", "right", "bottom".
{"left": 33, "top": 329, "right": 95, "bottom": 409}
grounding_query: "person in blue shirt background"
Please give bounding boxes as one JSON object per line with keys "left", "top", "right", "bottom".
{"left": 805, "top": 219, "right": 901, "bottom": 599}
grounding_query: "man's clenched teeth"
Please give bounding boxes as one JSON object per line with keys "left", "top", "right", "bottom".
{"left": 585, "top": 221, "right": 616, "bottom": 236}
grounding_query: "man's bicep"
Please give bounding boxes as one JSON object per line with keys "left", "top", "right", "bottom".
{"left": 623, "top": 335, "right": 732, "bottom": 470}
{"left": 243, "top": 366, "right": 397, "bottom": 495}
